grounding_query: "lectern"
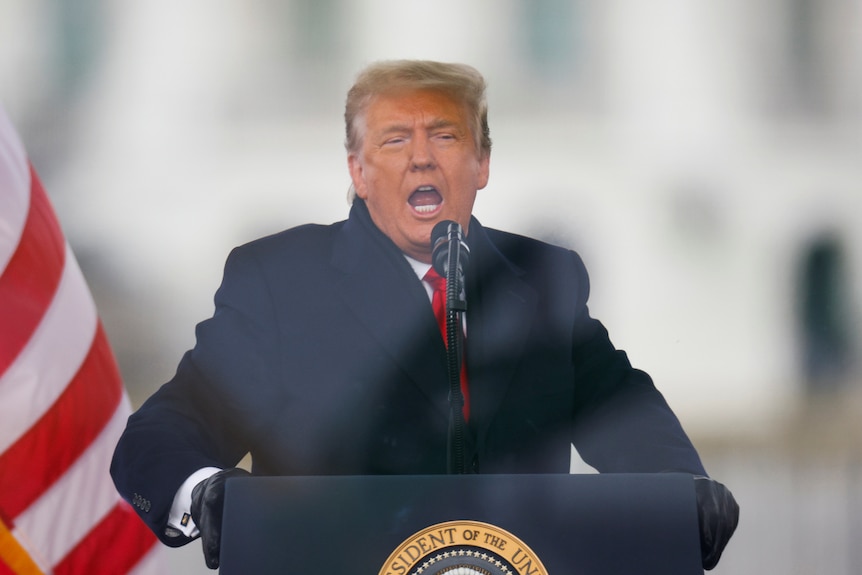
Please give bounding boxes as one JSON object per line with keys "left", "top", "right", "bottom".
{"left": 220, "top": 473, "right": 703, "bottom": 574}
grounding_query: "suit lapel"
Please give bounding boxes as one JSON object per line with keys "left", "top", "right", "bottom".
{"left": 329, "top": 204, "right": 452, "bottom": 422}
{"left": 466, "top": 223, "right": 538, "bottom": 449}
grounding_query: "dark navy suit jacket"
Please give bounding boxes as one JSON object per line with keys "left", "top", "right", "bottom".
{"left": 111, "top": 199, "right": 705, "bottom": 545}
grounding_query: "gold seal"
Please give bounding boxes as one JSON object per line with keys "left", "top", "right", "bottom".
{"left": 378, "top": 520, "right": 548, "bottom": 575}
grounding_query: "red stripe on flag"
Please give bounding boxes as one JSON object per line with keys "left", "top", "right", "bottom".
{"left": 0, "top": 166, "right": 65, "bottom": 379}
{"left": 53, "top": 502, "right": 157, "bottom": 575}
{"left": 0, "top": 323, "right": 122, "bottom": 520}
{"left": 0, "top": 509, "right": 12, "bottom": 533}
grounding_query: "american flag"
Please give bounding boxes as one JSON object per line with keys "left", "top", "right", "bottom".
{"left": 0, "top": 106, "right": 163, "bottom": 574}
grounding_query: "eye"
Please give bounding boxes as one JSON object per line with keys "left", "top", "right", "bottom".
{"left": 434, "top": 132, "right": 457, "bottom": 142}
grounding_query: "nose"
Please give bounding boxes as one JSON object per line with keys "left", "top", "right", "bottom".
{"left": 410, "top": 134, "right": 436, "bottom": 171}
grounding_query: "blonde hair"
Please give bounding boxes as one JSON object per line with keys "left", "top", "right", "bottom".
{"left": 344, "top": 60, "right": 492, "bottom": 158}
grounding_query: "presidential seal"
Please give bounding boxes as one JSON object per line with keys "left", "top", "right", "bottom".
{"left": 379, "top": 520, "right": 548, "bottom": 575}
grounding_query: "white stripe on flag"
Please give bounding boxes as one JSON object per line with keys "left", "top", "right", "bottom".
{"left": 0, "top": 106, "right": 29, "bottom": 273}
{"left": 0, "top": 245, "right": 97, "bottom": 454}
{"left": 9, "top": 524, "right": 51, "bottom": 573}
{"left": 14, "top": 397, "right": 133, "bottom": 567}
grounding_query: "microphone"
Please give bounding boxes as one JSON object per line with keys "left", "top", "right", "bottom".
{"left": 430, "top": 220, "right": 470, "bottom": 474}
{"left": 431, "top": 220, "right": 469, "bottom": 284}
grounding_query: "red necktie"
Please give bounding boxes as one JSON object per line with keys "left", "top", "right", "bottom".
{"left": 423, "top": 268, "right": 470, "bottom": 421}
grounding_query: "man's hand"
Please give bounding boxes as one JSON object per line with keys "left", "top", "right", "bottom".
{"left": 694, "top": 475, "right": 739, "bottom": 570}
{"left": 190, "top": 467, "right": 251, "bottom": 569}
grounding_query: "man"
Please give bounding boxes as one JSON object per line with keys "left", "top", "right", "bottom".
{"left": 111, "top": 60, "right": 738, "bottom": 570}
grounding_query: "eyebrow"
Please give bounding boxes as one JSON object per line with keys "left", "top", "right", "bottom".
{"left": 426, "top": 118, "right": 458, "bottom": 131}
{"left": 379, "top": 118, "right": 459, "bottom": 136}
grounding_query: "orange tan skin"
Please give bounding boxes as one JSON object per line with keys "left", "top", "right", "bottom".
{"left": 348, "top": 89, "right": 490, "bottom": 264}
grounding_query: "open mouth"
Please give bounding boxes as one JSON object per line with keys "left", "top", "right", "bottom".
{"left": 408, "top": 186, "right": 442, "bottom": 214}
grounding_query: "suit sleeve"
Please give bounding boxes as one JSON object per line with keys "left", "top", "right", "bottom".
{"left": 110, "top": 245, "right": 280, "bottom": 546}
{"left": 565, "top": 250, "right": 707, "bottom": 475}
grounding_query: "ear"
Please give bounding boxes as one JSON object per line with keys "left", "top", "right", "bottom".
{"left": 347, "top": 153, "right": 368, "bottom": 199}
{"left": 476, "top": 152, "right": 491, "bottom": 190}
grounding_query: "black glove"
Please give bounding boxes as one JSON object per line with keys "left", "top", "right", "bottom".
{"left": 190, "top": 467, "right": 251, "bottom": 569}
{"left": 694, "top": 475, "right": 739, "bottom": 570}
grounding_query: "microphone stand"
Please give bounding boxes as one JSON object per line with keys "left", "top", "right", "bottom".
{"left": 441, "top": 226, "right": 468, "bottom": 475}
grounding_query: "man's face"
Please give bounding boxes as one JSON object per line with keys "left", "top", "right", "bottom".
{"left": 348, "top": 89, "right": 490, "bottom": 263}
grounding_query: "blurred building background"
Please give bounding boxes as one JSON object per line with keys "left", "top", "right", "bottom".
{"left": 2, "top": 0, "right": 861, "bottom": 572}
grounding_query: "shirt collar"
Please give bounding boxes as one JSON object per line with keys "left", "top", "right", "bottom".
{"left": 404, "top": 254, "right": 432, "bottom": 282}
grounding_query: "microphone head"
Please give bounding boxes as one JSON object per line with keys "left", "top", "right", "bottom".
{"left": 431, "top": 220, "right": 458, "bottom": 250}
{"left": 431, "top": 220, "right": 469, "bottom": 277}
